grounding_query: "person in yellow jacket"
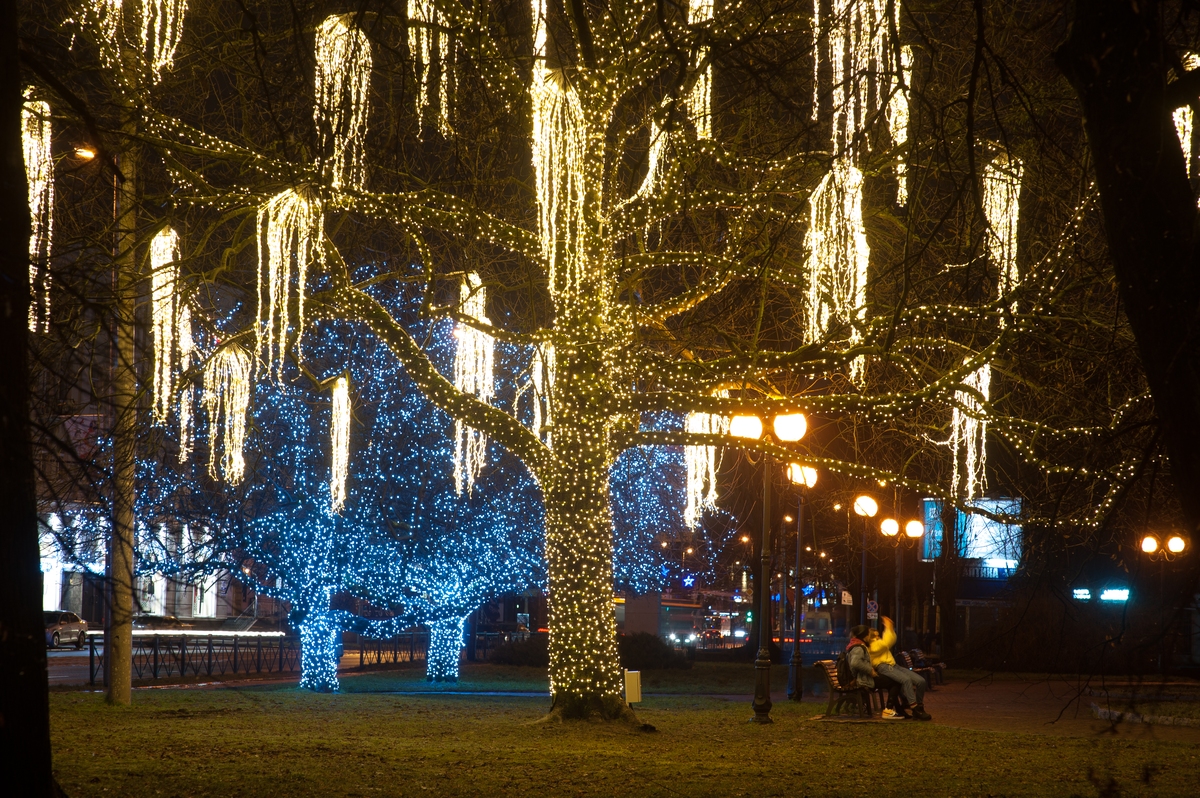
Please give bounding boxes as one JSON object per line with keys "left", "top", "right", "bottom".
{"left": 867, "top": 616, "right": 931, "bottom": 720}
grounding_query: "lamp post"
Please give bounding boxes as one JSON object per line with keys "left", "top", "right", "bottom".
{"left": 1140, "top": 533, "right": 1188, "bottom": 673}
{"left": 880, "top": 517, "right": 925, "bottom": 628}
{"left": 729, "top": 412, "right": 807, "bottom": 724}
{"left": 853, "top": 495, "right": 878, "bottom": 625}
{"left": 787, "top": 463, "right": 818, "bottom": 701}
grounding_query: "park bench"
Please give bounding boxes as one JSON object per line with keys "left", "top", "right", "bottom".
{"left": 899, "top": 650, "right": 936, "bottom": 689}
{"left": 817, "top": 659, "right": 880, "bottom": 717}
{"left": 909, "top": 648, "right": 945, "bottom": 684}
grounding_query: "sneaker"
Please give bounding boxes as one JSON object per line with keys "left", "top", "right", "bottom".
{"left": 911, "top": 707, "right": 932, "bottom": 721}
{"left": 881, "top": 708, "right": 904, "bottom": 720}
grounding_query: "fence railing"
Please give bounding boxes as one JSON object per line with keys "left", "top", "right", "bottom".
{"left": 356, "top": 630, "right": 429, "bottom": 669}
{"left": 88, "top": 632, "right": 301, "bottom": 685}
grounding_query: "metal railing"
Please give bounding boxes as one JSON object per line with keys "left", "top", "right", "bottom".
{"left": 88, "top": 632, "right": 301, "bottom": 685}
{"left": 356, "top": 630, "right": 429, "bottom": 669}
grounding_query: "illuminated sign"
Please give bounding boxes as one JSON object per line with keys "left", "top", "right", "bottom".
{"left": 1072, "top": 588, "right": 1091, "bottom": 601}
{"left": 1100, "top": 588, "right": 1129, "bottom": 603}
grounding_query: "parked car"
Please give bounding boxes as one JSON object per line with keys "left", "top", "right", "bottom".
{"left": 45, "top": 611, "right": 88, "bottom": 649}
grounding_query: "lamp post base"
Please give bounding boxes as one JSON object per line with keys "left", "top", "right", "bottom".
{"left": 787, "top": 648, "right": 803, "bottom": 701}
{"left": 750, "top": 650, "right": 774, "bottom": 723}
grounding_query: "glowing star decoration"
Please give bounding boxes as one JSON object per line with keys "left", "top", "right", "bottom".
{"left": 23, "top": 92, "right": 52, "bottom": 333}
{"left": 888, "top": 45, "right": 913, "bottom": 205}
{"left": 314, "top": 16, "right": 372, "bottom": 190}
{"left": 950, "top": 362, "right": 990, "bottom": 501}
{"left": 804, "top": 158, "right": 870, "bottom": 382}
{"left": 257, "top": 188, "right": 323, "bottom": 380}
{"left": 452, "top": 274, "right": 494, "bottom": 495}
{"left": 139, "top": 0, "right": 188, "bottom": 81}
{"left": 330, "top": 375, "right": 350, "bottom": 513}
{"left": 176, "top": 304, "right": 194, "bottom": 463}
{"left": 150, "top": 226, "right": 181, "bottom": 424}
{"left": 530, "top": 0, "right": 587, "bottom": 297}
{"left": 408, "top": 0, "right": 453, "bottom": 137}
{"left": 531, "top": 341, "right": 555, "bottom": 446}
{"left": 686, "top": 0, "right": 715, "bottom": 139}
{"left": 202, "top": 345, "right": 252, "bottom": 484}
{"left": 683, "top": 391, "right": 729, "bottom": 529}
{"left": 982, "top": 152, "right": 1023, "bottom": 309}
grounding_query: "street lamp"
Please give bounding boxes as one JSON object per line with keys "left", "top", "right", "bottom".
{"left": 727, "top": 412, "right": 807, "bottom": 724}
{"left": 880, "top": 518, "right": 924, "bottom": 628}
{"left": 853, "top": 494, "right": 877, "bottom": 624}
{"left": 786, "top": 463, "right": 818, "bottom": 702}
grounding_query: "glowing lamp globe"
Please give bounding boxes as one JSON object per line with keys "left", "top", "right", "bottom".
{"left": 1167, "top": 535, "right": 1187, "bottom": 554}
{"left": 905, "top": 520, "right": 925, "bottom": 538}
{"left": 773, "top": 413, "right": 807, "bottom": 442}
{"left": 1141, "top": 536, "right": 1158, "bottom": 554}
{"left": 729, "top": 414, "right": 763, "bottom": 440}
{"left": 880, "top": 518, "right": 899, "bottom": 537}
{"left": 788, "top": 463, "right": 818, "bottom": 488}
{"left": 853, "top": 495, "right": 878, "bottom": 518}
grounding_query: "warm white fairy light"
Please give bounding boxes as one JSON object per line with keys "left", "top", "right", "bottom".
{"left": 257, "top": 188, "right": 323, "bottom": 379}
{"left": 150, "top": 226, "right": 180, "bottom": 423}
{"left": 23, "top": 92, "right": 52, "bottom": 333}
{"left": 408, "top": 0, "right": 453, "bottom": 137}
{"left": 314, "top": 16, "right": 372, "bottom": 190}
{"left": 825, "top": 0, "right": 892, "bottom": 154}
{"left": 330, "top": 375, "right": 350, "bottom": 512}
{"left": 452, "top": 273, "right": 494, "bottom": 495}
{"left": 531, "top": 342, "right": 556, "bottom": 446}
{"left": 139, "top": 0, "right": 188, "bottom": 81}
{"left": 177, "top": 303, "right": 194, "bottom": 463}
{"left": 687, "top": 0, "right": 714, "bottom": 140}
{"left": 683, "top": 392, "right": 729, "bottom": 529}
{"left": 202, "top": 345, "right": 252, "bottom": 484}
{"left": 1174, "top": 107, "right": 1193, "bottom": 177}
{"left": 950, "top": 362, "right": 990, "bottom": 501}
{"left": 982, "top": 152, "right": 1023, "bottom": 304}
{"left": 804, "top": 157, "right": 870, "bottom": 382}
{"left": 530, "top": 2, "right": 587, "bottom": 297}
{"left": 638, "top": 119, "right": 667, "bottom": 197}
{"left": 889, "top": 45, "right": 913, "bottom": 204}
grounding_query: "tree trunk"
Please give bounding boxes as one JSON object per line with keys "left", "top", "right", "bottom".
{"left": 1056, "top": 0, "right": 1200, "bottom": 534}
{"left": 0, "top": 0, "right": 56, "bottom": 788}
{"left": 297, "top": 586, "right": 340, "bottom": 692}
{"left": 426, "top": 616, "right": 466, "bottom": 682}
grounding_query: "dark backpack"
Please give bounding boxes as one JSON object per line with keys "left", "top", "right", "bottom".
{"left": 837, "top": 643, "right": 864, "bottom": 686}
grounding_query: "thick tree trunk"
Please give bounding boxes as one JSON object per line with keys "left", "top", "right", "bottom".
{"left": 0, "top": 0, "right": 56, "bottom": 789}
{"left": 426, "top": 616, "right": 467, "bottom": 682}
{"left": 297, "top": 586, "right": 340, "bottom": 692}
{"left": 1056, "top": 0, "right": 1200, "bottom": 534}
{"left": 542, "top": 379, "right": 626, "bottom": 717}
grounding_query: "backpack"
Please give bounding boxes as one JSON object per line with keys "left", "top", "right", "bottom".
{"left": 836, "top": 644, "right": 862, "bottom": 686}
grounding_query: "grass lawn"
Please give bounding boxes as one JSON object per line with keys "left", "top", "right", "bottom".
{"left": 50, "top": 664, "right": 1199, "bottom": 797}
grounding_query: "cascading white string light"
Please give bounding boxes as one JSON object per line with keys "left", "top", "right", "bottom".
{"left": 408, "top": 0, "right": 453, "bottom": 137}
{"left": 314, "top": 16, "right": 372, "bottom": 190}
{"left": 804, "top": 157, "right": 870, "bottom": 382}
{"left": 257, "top": 188, "right": 323, "bottom": 380}
{"left": 150, "top": 226, "right": 180, "bottom": 423}
{"left": 982, "top": 152, "right": 1023, "bottom": 308}
{"left": 531, "top": 341, "right": 555, "bottom": 446}
{"left": 1175, "top": 53, "right": 1200, "bottom": 179}
{"left": 683, "top": 394, "right": 729, "bottom": 529}
{"left": 950, "top": 362, "right": 990, "bottom": 502}
{"left": 330, "top": 375, "right": 350, "bottom": 512}
{"left": 139, "top": 0, "right": 188, "bottom": 81}
{"left": 530, "top": 0, "right": 587, "bottom": 298}
{"left": 177, "top": 303, "right": 194, "bottom": 463}
{"left": 452, "top": 273, "right": 494, "bottom": 494}
{"left": 825, "top": 0, "right": 891, "bottom": 155}
{"left": 23, "top": 92, "right": 53, "bottom": 333}
{"left": 638, "top": 119, "right": 667, "bottom": 197}
{"left": 686, "top": 0, "right": 714, "bottom": 140}
{"left": 889, "top": 45, "right": 913, "bottom": 205}
{"left": 202, "top": 345, "right": 252, "bottom": 484}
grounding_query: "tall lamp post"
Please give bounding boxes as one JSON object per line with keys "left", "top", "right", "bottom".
{"left": 729, "top": 412, "right": 808, "bottom": 724}
{"left": 880, "top": 517, "right": 925, "bottom": 627}
{"left": 1140, "top": 533, "right": 1188, "bottom": 673}
{"left": 787, "top": 463, "right": 818, "bottom": 701}
{"left": 853, "top": 495, "right": 878, "bottom": 625}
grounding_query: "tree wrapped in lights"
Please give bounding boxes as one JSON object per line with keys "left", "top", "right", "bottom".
{"left": 49, "top": 0, "right": 1165, "bottom": 716}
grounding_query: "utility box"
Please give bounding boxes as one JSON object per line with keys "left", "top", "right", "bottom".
{"left": 624, "top": 669, "right": 642, "bottom": 705}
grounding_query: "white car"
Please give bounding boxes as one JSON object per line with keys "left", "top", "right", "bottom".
{"left": 45, "top": 611, "right": 88, "bottom": 649}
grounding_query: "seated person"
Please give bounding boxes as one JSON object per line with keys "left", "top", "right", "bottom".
{"left": 868, "top": 616, "right": 932, "bottom": 721}
{"left": 845, "top": 625, "right": 876, "bottom": 709}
